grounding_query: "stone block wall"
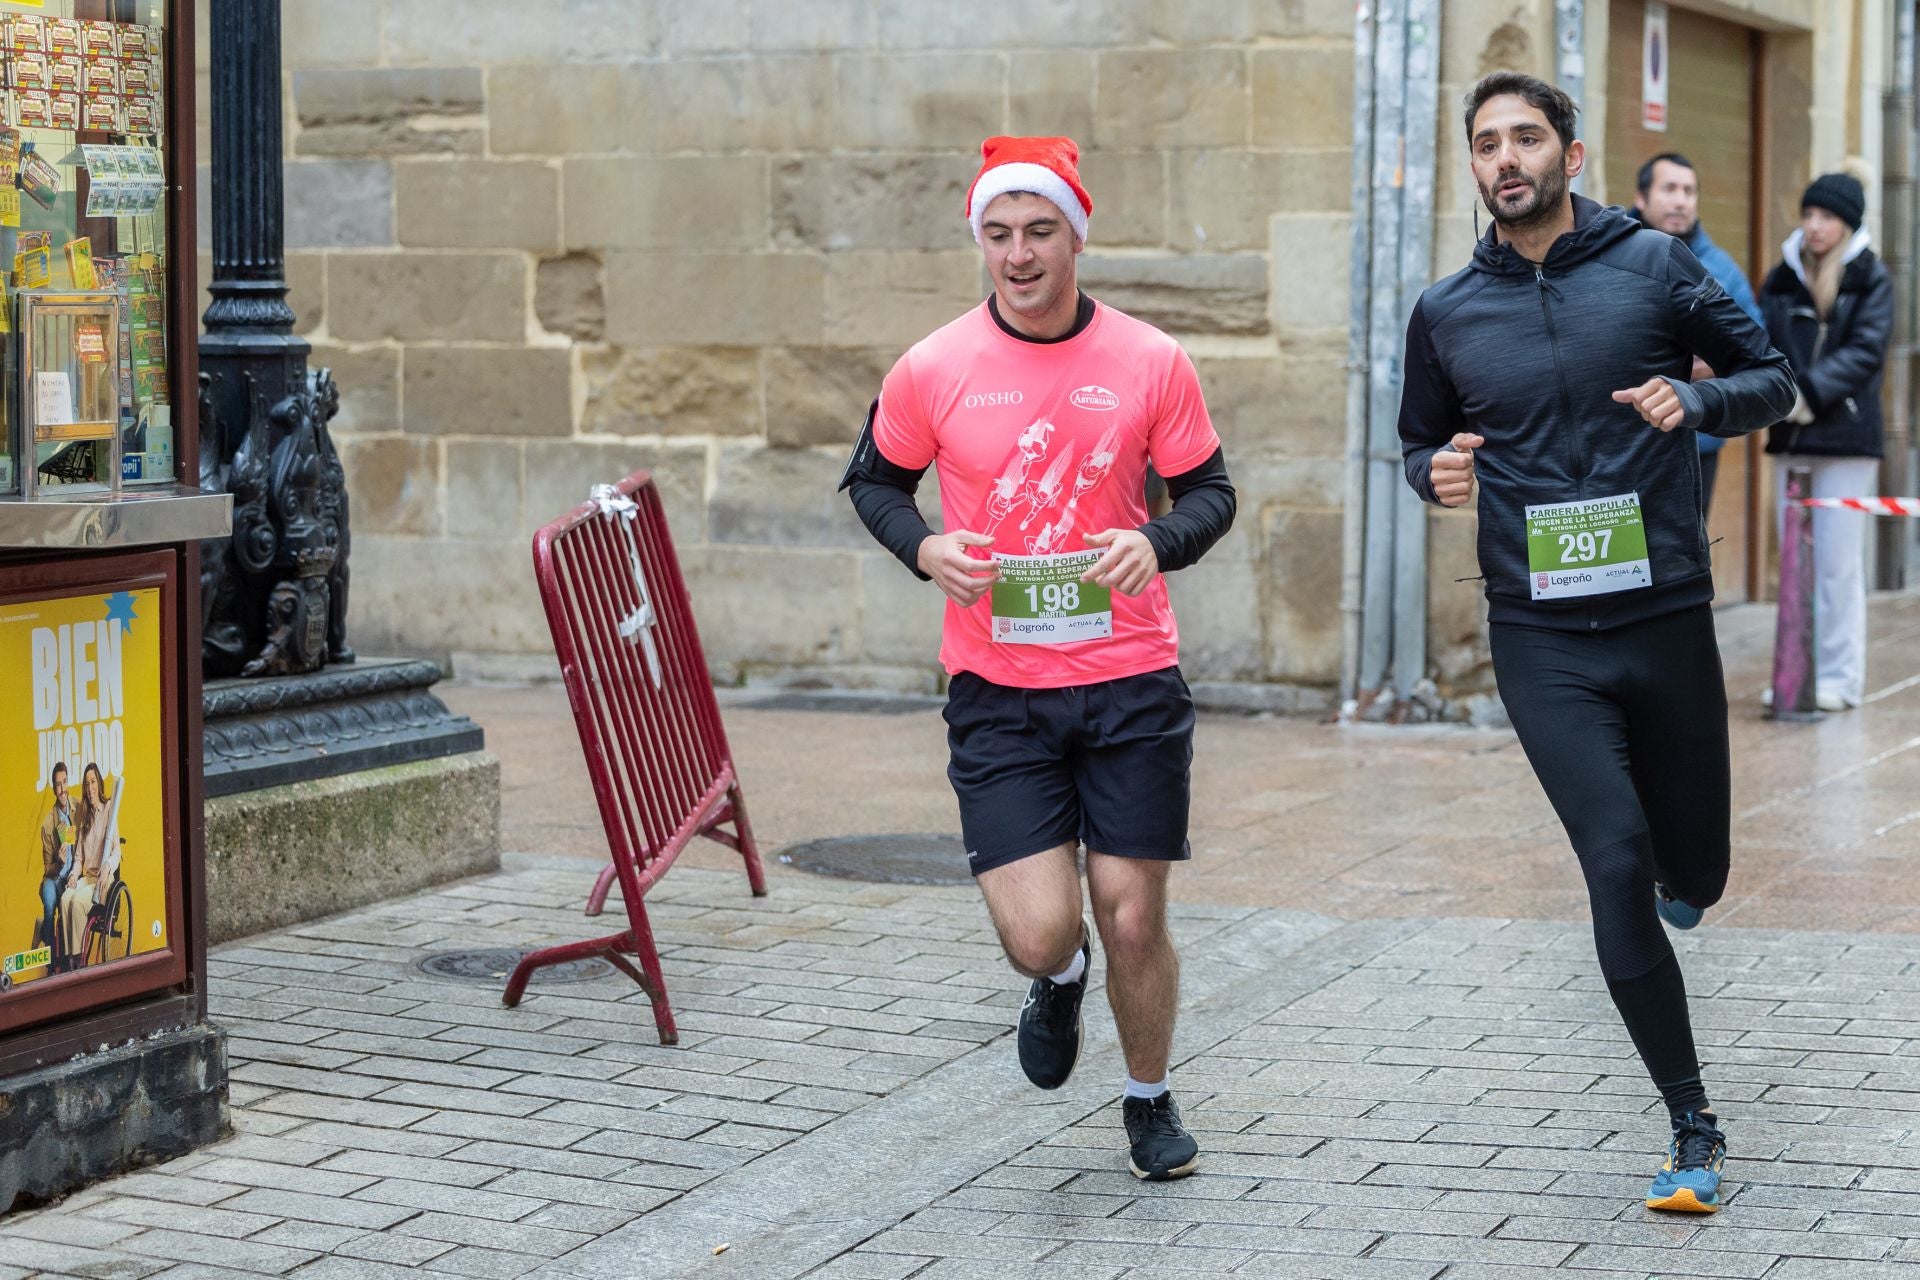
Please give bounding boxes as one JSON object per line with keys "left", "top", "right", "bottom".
{"left": 193, "top": 0, "right": 1374, "bottom": 693}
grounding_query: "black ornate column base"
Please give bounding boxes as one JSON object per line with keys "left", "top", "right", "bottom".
{"left": 202, "top": 658, "right": 484, "bottom": 798}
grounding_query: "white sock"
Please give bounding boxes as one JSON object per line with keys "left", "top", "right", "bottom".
{"left": 1048, "top": 949, "right": 1086, "bottom": 986}
{"left": 1124, "top": 1074, "right": 1169, "bottom": 1100}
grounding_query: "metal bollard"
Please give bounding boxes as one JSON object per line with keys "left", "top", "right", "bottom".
{"left": 1769, "top": 465, "right": 1822, "bottom": 721}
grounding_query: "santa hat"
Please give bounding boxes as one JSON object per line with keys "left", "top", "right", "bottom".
{"left": 965, "top": 136, "right": 1093, "bottom": 246}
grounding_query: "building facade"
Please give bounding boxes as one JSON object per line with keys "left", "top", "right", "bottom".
{"left": 193, "top": 0, "right": 1906, "bottom": 709}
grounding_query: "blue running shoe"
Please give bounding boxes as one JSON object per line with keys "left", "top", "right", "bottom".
{"left": 1655, "top": 883, "right": 1704, "bottom": 931}
{"left": 1646, "top": 1110, "right": 1726, "bottom": 1212}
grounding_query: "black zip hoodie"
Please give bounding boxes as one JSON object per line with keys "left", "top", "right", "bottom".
{"left": 1399, "top": 195, "right": 1795, "bottom": 631}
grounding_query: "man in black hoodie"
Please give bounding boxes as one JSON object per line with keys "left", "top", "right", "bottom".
{"left": 1399, "top": 72, "right": 1794, "bottom": 1214}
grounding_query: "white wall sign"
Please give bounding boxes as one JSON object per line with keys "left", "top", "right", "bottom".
{"left": 1643, "top": 2, "right": 1669, "bottom": 132}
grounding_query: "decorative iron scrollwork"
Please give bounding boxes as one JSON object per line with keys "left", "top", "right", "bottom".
{"left": 199, "top": 367, "right": 353, "bottom": 677}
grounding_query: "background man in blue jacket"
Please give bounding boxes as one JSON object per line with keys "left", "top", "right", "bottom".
{"left": 1632, "top": 152, "right": 1768, "bottom": 519}
{"left": 1399, "top": 72, "right": 1794, "bottom": 1216}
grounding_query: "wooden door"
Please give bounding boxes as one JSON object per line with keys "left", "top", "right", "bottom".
{"left": 1607, "top": 0, "right": 1764, "bottom": 603}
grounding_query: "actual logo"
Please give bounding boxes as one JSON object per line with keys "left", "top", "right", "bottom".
{"left": 964, "top": 390, "right": 1024, "bottom": 408}
{"left": 1070, "top": 385, "right": 1120, "bottom": 412}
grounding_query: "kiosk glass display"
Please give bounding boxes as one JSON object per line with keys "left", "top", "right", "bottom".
{"left": 0, "top": 0, "right": 170, "bottom": 500}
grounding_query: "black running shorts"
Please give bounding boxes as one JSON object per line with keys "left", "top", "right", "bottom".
{"left": 942, "top": 665, "right": 1195, "bottom": 876}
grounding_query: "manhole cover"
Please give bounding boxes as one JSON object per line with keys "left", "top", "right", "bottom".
{"left": 415, "top": 948, "right": 616, "bottom": 985}
{"left": 778, "top": 833, "right": 972, "bottom": 885}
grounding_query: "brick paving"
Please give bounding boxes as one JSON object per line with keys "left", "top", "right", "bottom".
{"left": 450, "top": 593, "right": 1920, "bottom": 933}
{"left": 7, "top": 596, "right": 1920, "bottom": 1276}
{"left": 4, "top": 857, "right": 1919, "bottom": 1278}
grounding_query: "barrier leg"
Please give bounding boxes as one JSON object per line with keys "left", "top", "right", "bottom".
{"left": 627, "top": 903, "right": 678, "bottom": 1045}
{"left": 729, "top": 783, "right": 769, "bottom": 898}
{"left": 599, "top": 937, "right": 655, "bottom": 999}
{"left": 504, "top": 933, "right": 638, "bottom": 1008}
{"left": 1770, "top": 464, "right": 1823, "bottom": 722}
{"left": 583, "top": 863, "right": 619, "bottom": 917}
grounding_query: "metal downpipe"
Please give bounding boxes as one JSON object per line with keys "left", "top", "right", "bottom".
{"left": 1359, "top": 0, "right": 1408, "bottom": 699}
{"left": 1340, "top": 1, "right": 1379, "bottom": 711}
{"left": 1557, "top": 0, "right": 1587, "bottom": 195}
{"left": 1881, "top": 0, "right": 1917, "bottom": 588}
{"left": 1390, "top": 0, "right": 1439, "bottom": 702}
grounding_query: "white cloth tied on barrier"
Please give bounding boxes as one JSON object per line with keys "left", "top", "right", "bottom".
{"left": 1798, "top": 496, "right": 1920, "bottom": 516}
{"left": 590, "top": 483, "right": 664, "bottom": 690}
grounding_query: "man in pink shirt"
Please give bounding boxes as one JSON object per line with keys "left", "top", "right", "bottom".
{"left": 842, "top": 136, "right": 1236, "bottom": 1180}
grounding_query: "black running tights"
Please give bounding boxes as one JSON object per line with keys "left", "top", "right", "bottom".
{"left": 1491, "top": 604, "right": 1729, "bottom": 1114}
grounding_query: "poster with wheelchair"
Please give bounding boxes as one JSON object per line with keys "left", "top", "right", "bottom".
{"left": 1, "top": 586, "right": 169, "bottom": 996}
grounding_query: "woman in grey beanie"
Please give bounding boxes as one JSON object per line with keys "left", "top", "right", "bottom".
{"left": 1758, "top": 160, "right": 1892, "bottom": 711}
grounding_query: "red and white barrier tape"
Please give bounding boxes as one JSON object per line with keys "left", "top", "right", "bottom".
{"left": 1798, "top": 496, "right": 1920, "bottom": 516}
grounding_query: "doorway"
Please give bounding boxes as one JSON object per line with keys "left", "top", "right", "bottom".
{"left": 1607, "top": 0, "right": 1768, "bottom": 603}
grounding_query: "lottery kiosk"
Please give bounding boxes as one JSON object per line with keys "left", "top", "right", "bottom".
{"left": 0, "top": 1, "right": 227, "bottom": 1208}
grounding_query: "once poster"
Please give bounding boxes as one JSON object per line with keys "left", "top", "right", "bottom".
{"left": 1, "top": 586, "right": 168, "bottom": 994}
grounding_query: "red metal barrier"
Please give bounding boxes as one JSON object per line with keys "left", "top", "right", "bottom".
{"left": 508, "top": 471, "right": 767, "bottom": 1043}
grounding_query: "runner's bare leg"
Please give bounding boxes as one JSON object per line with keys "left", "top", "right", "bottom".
{"left": 1087, "top": 852, "right": 1176, "bottom": 1082}
{"left": 977, "top": 843, "right": 1084, "bottom": 978}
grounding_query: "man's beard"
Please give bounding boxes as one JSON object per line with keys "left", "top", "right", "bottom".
{"left": 1481, "top": 164, "right": 1569, "bottom": 231}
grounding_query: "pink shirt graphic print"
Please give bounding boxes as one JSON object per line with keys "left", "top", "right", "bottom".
{"left": 873, "top": 300, "right": 1220, "bottom": 689}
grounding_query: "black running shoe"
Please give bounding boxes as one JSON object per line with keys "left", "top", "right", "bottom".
{"left": 1124, "top": 1091, "right": 1200, "bottom": 1181}
{"left": 1016, "top": 933, "right": 1089, "bottom": 1090}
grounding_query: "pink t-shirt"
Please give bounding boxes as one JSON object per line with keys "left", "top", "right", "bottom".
{"left": 874, "top": 299, "right": 1220, "bottom": 690}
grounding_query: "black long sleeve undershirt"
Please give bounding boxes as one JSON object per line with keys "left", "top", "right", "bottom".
{"left": 848, "top": 446, "right": 1236, "bottom": 579}
{"left": 848, "top": 458, "right": 938, "bottom": 579}
{"left": 1141, "top": 449, "right": 1236, "bottom": 572}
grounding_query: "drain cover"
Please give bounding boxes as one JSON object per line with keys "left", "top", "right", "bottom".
{"left": 777, "top": 833, "right": 972, "bottom": 886}
{"left": 415, "top": 948, "right": 616, "bottom": 985}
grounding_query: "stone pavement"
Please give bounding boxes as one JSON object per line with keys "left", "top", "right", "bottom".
{"left": 5, "top": 593, "right": 1920, "bottom": 1277}
{"left": 4, "top": 860, "right": 1920, "bottom": 1279}
{"left": 450, "top": 592, "right": 1920, "bottom": 932}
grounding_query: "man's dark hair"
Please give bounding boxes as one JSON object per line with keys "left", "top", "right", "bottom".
{"left": 50, "top": 761, "right": 66, "bottom": 784}
{"left": 1637, "top": 152, "right": 1696, "bottom": 195}
{"left": 1463, "top": 72, "right": 1578, "bottom": 149}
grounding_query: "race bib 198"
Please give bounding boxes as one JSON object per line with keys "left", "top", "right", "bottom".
{"left": 990, "top": 550, "right": 1112, "bottom": 644}
{"left": 1525, "top": 492, "right": 1654, "bottom": 600}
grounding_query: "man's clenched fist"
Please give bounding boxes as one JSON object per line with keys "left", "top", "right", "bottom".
{"left": 1081, "top": 528, "right": 1159, "bottom": 597}
{"left": 916, "top": 530, "right": 999, "bottom": 606}
{"left": 1612, "top": 376, "right": 1687, "bottom": 432}
{"left": 1430, "top": 432, "right": 1483, "bottom": 507}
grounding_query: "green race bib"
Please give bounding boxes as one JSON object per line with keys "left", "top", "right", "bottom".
{"left": 990, "top": 550, "right": 1113, "bottom": 644}
{"left": 1525, "top": 492, "right": 1654, "bottom": 600}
